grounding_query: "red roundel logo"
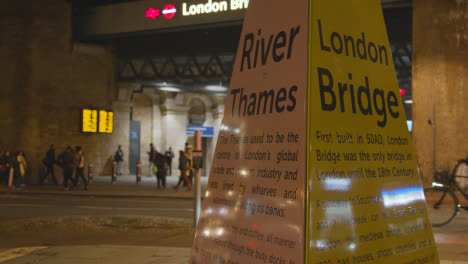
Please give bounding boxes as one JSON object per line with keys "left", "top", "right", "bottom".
{"left": 162, "top": 4, "right": 177, "bottom": 19}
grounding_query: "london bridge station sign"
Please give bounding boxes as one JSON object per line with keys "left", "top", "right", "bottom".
{"left": 79, "top": 0, "right": 249, "bottom": 38}
{"left": 190, "top": 0, "right": 438, "bottom": 264}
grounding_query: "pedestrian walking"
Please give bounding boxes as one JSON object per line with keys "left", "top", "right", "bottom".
{"left": 185, "top": 145, "right": 193, "bottom": 185}
{"left": 72, "top": 146, "right": 88, "bottom": 190}
{"left": 62, "top": 146, "right": 75, "bottom": 190}
{"left": 154, "top": 151, "right": 167, "bottom": 189}
{"left": 147, "top": 143, "right": 157, "bottom": 177}
{"left": 11, "top": 152, "right": 25, "bottom": 189}
{"left": 174, "top": 151, "right": 185, "bottom": 190}
{"left": 40, "top": 144, "right": 58, "bottom": 185}
{"left": 0, "top": 151, "right": 12, "bottom": 185}
{"left": 173, "top": 148, "right": 192, "bottom": 191}
{"left": 164, "top": 147, "right": 175, "bottom": 176}
{"left": 114, "top": 145, "right": 124, "bottom": 176}
{"left": 16, "top": 151, "right": 27, "bottom": 187}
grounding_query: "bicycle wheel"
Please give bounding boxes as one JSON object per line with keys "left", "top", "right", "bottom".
{"left": 424, "top": 187, "right": 459, "bottom": 227}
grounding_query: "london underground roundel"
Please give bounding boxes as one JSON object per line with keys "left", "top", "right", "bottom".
{"left": 162, "top": 4, "right": 177, "bottom": 19}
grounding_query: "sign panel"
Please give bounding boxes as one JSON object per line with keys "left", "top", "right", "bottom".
{"left": 192, "top": 0, "right": 438, "bottom": 263}
{"left": 82, "top": 109, "right": 113, "bottom": 134}
{"left": 82, "top": 109, "right": 98, "bottom": 133}
{"left": 306, "top": 0, "right": 437, "bottom": 263}
{"left": 99, "top": 110, "right": 114, "bottom": 133}
{"left": 190, "top": 0, "right": 308, "bottom": 262}
{"left": 192, "top": 150, "right": 204, "bottom": 169}
{"left": 80, "top": 0, "right": 249, "bottom": 38}
{"left": 186, "top": 126, "right": 214, "bottom": 137}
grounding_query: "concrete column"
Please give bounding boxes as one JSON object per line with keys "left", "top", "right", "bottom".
{"left": 114, "top": 84, "right": 139, "bottom": 175}
{"left": 151, "top": 94, "right": 163, "bottom": 151}
{"left": 413, "top": 0, "right": 468, "bottom": 186}
{"left": 133, "top": 92, "right": 153, "bottom": 176}
{"left": 112, "top": 101, "right": 131, "bottom": 175}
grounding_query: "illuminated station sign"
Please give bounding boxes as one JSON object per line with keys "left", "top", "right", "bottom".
{"left": 181, "top": 0, "right": 248, "bottom": 16}
{"left": 79, "top": 0, "right": 250, "bottom": 38}
{"left": 82, "top": 109, "right": 113, "bottom": 134}
{"left": 145, "top": 4, "right": 177, "bottom": 19}
{"left": 145, "top": 0, "right": 248, "bottom": 19}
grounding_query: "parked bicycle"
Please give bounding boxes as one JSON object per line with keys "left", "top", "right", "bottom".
{"left": 424, "top": 158, "right": 468, "bottom": 227}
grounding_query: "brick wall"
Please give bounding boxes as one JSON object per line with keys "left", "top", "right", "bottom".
{"left": 0, "top": 0, "right": 119, "bottom": 183}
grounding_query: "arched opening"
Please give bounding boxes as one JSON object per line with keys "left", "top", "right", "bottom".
{"left": 188, "top": 98, "right": 206, "bottom": 126}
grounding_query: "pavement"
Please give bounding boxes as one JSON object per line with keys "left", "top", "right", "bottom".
{"left": 0, "top": 175, "right": 208, "bottom": 200}
{"left": 0, "top": 194, "right": 194, "bottom": 220}
{"left": 0, "top": 246, "right": 191, "bottom": 264}
{"left": 0, "top": 176, "right": 199, "bottom": 263}
{"left": 0, "top": 176, "right": 467, "bottom": 263}
{"left": 0, "top": 242, "right": 466, "bottom": 264}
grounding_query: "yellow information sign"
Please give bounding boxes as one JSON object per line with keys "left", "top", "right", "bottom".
{"left": 82, "top": 109, "right": 98, "bottom": 133}
{"left": 99, "top": 110, "right": 114, "bottom": 133}
{"left": 191, "top": 0, "right": 438, "bottom": 263}
{"left": 306, "top": 1, "right": 437, "bottom": 263}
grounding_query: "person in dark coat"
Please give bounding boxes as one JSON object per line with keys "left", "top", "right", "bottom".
{"left": 12, "top": 152, "right": 23, "bottom": 189}
{"left": 114, "top": 145, "right": 124, "bottom": 176}
{"left": 62, "top": 146, "right": 75, "bottom": 190}
{"left": 164, "top": 147, "right": 175, "bottom": 176}
{"left": 147, "top": 143, "right": 157, "bottom": 177}
{"left": 0, "top": 152, "right": 12, "bottom": 185}
{"left": 40, "top": 144, "right": 58, "bottom": 185}
{"left": 154, "top": 151, "right": 167, "bottom": 189}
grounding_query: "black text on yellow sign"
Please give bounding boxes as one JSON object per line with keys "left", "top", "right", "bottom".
{"left": 99, "top": 110, "right": 114, "bottom": 133}
{"left": 82, "top": 109, "right": 113, "bottom": 134}
{"left": 82, "top": 109, "right": 98, "bottom": 133}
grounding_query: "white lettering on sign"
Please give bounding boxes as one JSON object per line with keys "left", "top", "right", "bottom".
{"left": 182, "top": 0, "right": 248, "bottom": 16}
{"left": 231, "top": 0, "right": 249, "bottom": 10}
{"left": 183, "top": 0, "right": 228, "bottom": 16}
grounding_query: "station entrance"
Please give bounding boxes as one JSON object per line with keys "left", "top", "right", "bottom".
{"left": 73, "top": 0, "right": 413, "bottom": 176}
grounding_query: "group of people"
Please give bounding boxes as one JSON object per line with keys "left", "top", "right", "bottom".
{"left": 1, "top": 143, "right": 197, "bottom": 191}
{"left": 146, "top": 143, "right": 193, "bottom": 190}
{"left": 40, "top": 144, "right": 88, "bottom": 190}
{"left": 0, "top": 150, "right": 27, "bottom": 189}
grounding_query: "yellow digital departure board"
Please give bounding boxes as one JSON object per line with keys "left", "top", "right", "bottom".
{"left": 82, "top": 109, "right": 113, "bottom": 133}
{"left": 82, "top": 109, "right": 98, "bottom": 133}
{"left": 99, "top": 110, "right": 114, "bottom": 133}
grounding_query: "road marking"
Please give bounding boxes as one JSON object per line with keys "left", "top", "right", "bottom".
{"left": 0, "top": 247, "right": 47, "bottom": 263}
{"left": 77, "top": 206, "right": 194, "bottom": 211}
{"left": 0, "top": 204, "right": 50, "bottom": 207}
{"left": 434, "top": 233, "right": 468, "bottom": 245}
{"left": 0, "top": 203, "right": 192, "bottom": 211}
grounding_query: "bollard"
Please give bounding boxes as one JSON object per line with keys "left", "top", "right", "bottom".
{"left": 8, "top": 168, "right": 14, "bottom": 191}
{"left": 88, "top": 164, "right": 93, "bottom": 184}
{"left": 136, "top": 162, "right": 141, "bottom": 185}
{"left": 111, "top": 161, "right": 117, "bottom": 184}
{"left": 194, "top": 130, "right": 202, "bottom": 227}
